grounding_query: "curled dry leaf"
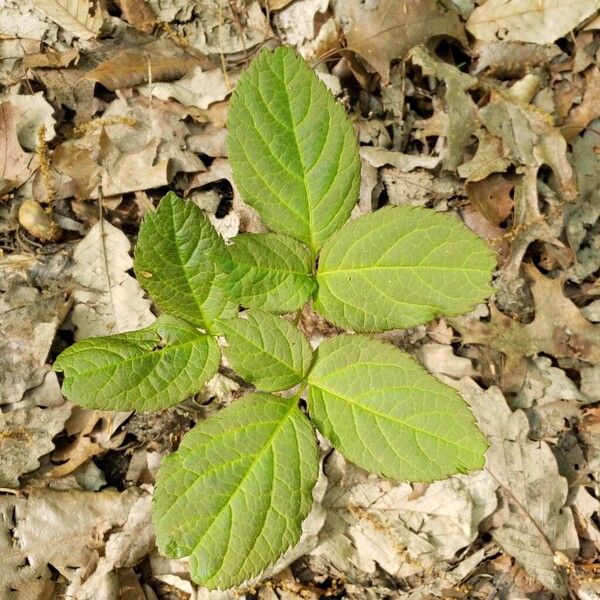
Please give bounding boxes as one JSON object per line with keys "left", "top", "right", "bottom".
{"left": 458, "top": 127, "right": 511, "bottom": 182}
{"left": 466, "top": 173, "right": 515, "bottom": 226}
{"left": 0, "top": 102, "right": 39, "bottom": 196}
{"left": 23, "top": 46, "right": 80, "bottom": 69}
{"left": 272, "top": 0, "right": 329, "bottom": 46}
{"left": 334, "top": 0, "right": 466, "bottom": 84}
{"left": 562, "top": 67, "right": 600, "bottom": 142}
{"left": 116, "top": 0, "right": 156, "bottom": 33}
{"left": 138, "top": 64, "right": 236, "bottom": 110}
{"left": 0, "top": 402, "right": 72, "bottom": 487}
{"left": 50, "top": 407, "right": 129, "bottom": 478}
{"left": 84, "top": 38, "right": 207, "bottom": 91}
{"left": 7, "top": 92, "right": 56, "bottom": 151}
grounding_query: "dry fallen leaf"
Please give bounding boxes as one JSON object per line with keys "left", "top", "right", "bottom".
{"left": 479, "top": 98, "right": 577, "bottom": 199}
{"left": 70, "top": 219, "right": 154, "bottom": 339}
{"left": 0, "top": 402, "right": 71, "bottom": 487}
{"left": 381, "top": 168, "right": 461, "bottom": 207}
{"left": 449, "top": 378, "right": 579, "bottom": 596}
{"left": 65, "top": 491, "right": 155, "bottom": 598}
{"left": 0, "top": 487, "right": 144, "bottom": 597}
{"left": 33, "top": 0, "right": 104, "bottom": 40}
{"left": 467, "top": 0, "right": 600, "bottom": 44}
{"left": 272, "top": 0, "right": 329, "bottom": 46}
{"left": 472, "top": 41, "right": 562, "bottom": 77}
{"left": 23, "top": 47, "right": 79, "bottom": 69}
{"left": 176, "top": 0, "right": 269, "bottom": 55}
{"left": 458, "top": 127, "right": 511, "bottom": 182}
{"left": 313, "top": 452, "right": 496, "bottom": 580}
{"left": 138, "top": 64, "right": 236, "bottom": 110}
{"left": 115, "top": 0, "right": 156, "bottom": 33}
{"left": 411, "top": 46, "right": 478, "bottom": 170}
{"left": 51, "top": 406, "right": 129, "bottom": 478}
{"left": 452, "top": 264, "right": 600, "bottom": 372}
{"left": 562, "top": 67, "right": 600, "bottom": 142}
{"left": 566, "top": 129, "right": 600, "bottom": 283}
{"left": 6, "top": 91, "right": 56, "bottom": 150}
{"left": 360, "top": 146, "right": 441, "bottom": 171}
{"left": 84, "top": 38, "right": 206, "bottom": 91}
{"left": 0, "top": 102, "right": 39, "bottom": 196}
{"left": 334, "top": 0, "right": 466, "bottom": 84}
{"left": 466, "top": 173, "right": 515, "bottom": 226}
{"left": 0, "top": 285, "right": 71, "bottom": 406}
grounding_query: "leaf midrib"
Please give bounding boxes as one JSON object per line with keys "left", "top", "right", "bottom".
{"left": 168, "top": 206, "right": 214, "bottom": 327}
{"left": 264, "top": 56, "right": 316, "bottom": 253}
{"left": 189, "top": 400, "right": 299, "bottom": 579}
{"left": 309, "top": 383, "right": 476, "bottom": 455}
{"left": 64, "top": 337, "right": 203, "bottom": 377}
{"left": 318, "top": 264, "right": 492, "bottom": 276}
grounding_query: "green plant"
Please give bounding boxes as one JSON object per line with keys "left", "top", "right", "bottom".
{"left": 53, "top": 47, "right": 495, "bottom": 590}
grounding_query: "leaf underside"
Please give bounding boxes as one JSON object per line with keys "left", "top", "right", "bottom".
{"left": 315, "top": 206, "right": 495, "bottom": 332}
{"left": 227, "top": 47, "right": 360, "bottom": 254}
{"left": 218, "top": 232, "right": 316, "bottom": 313}
{"left": 53, "top": 315, "right": 220, "bottom": 411}
{"left": 307, "top": 335, "right": 487, "bottom": 481}
{"left": 219, "top": 310, "right": 313, "bottom": 392}
{"left": 134, "top": 192, "right": 235, "bottom": 333}
{"left": 154, "top": 393, "right": 319, "bottom": 589}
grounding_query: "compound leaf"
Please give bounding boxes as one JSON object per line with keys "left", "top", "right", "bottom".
{"left": 154, "top": 393, "right": 319, "bottom": 589}
{"left": 227, "top": 47, "right": 360, "bottom": 254}
{"left": 134, "top": 192, "right": 235, "bottom": 333}
{"left": 307, "top": 335, "right": 487, "bottom": 481}
{"left": 218, "top": 233, "right": 316, "bottom": 313}
{"left": 53, "top": 315, "right": 220, "bottom": 412}
{"left": 219, "top": 310, "right": 313, "bottom": 392}
{"left": 315, "top": 206, "right": 495, "bottom": 332}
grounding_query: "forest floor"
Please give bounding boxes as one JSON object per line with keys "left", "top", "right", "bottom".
{"left": 2, "top": 0, "right": 600, "bottom": 598}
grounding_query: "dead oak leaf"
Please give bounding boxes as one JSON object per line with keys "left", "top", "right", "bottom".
{"left": 411, "top": 46, "right": 478, "bottom": 170}
{"left": 0, "top": 102, "right": 39, "bottom": 196}
{"left": 451, "top": 264, "right": 600, "bottom": 371}
{"left": 446, "top": 377, "right": 578, "bottom": 596}
{"left": 562, "top": 67, "right": 600, "bottom": 142}
{"left": 334, "top": 0, "right": 466, "bottom": 85}
{"left": 479, "top": 97, "right": 577, "bottom": 199}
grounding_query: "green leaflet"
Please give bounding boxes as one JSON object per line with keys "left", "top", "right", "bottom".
{"left": 315, "top": 206, "right": 495, "bottom": 332}
{"left": 134, "top": 192, "right": 235, "bottom": 333}
{"left": 307, "top": 335, "right": 487, "bottom": 481}
{"left": 218, "top": 232, "right": 316, "bottom": 313}
{"left": 53, "top": 316, "right": 220, "bottom": 412}
{"left": 154, "top": 393, "right": 319, "bottom": 589}
{"left": 219, "top": 310, "right": 313, "bottom": 392}
{"left": 227, "top": 47, "right": 360, "bottom": 254}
